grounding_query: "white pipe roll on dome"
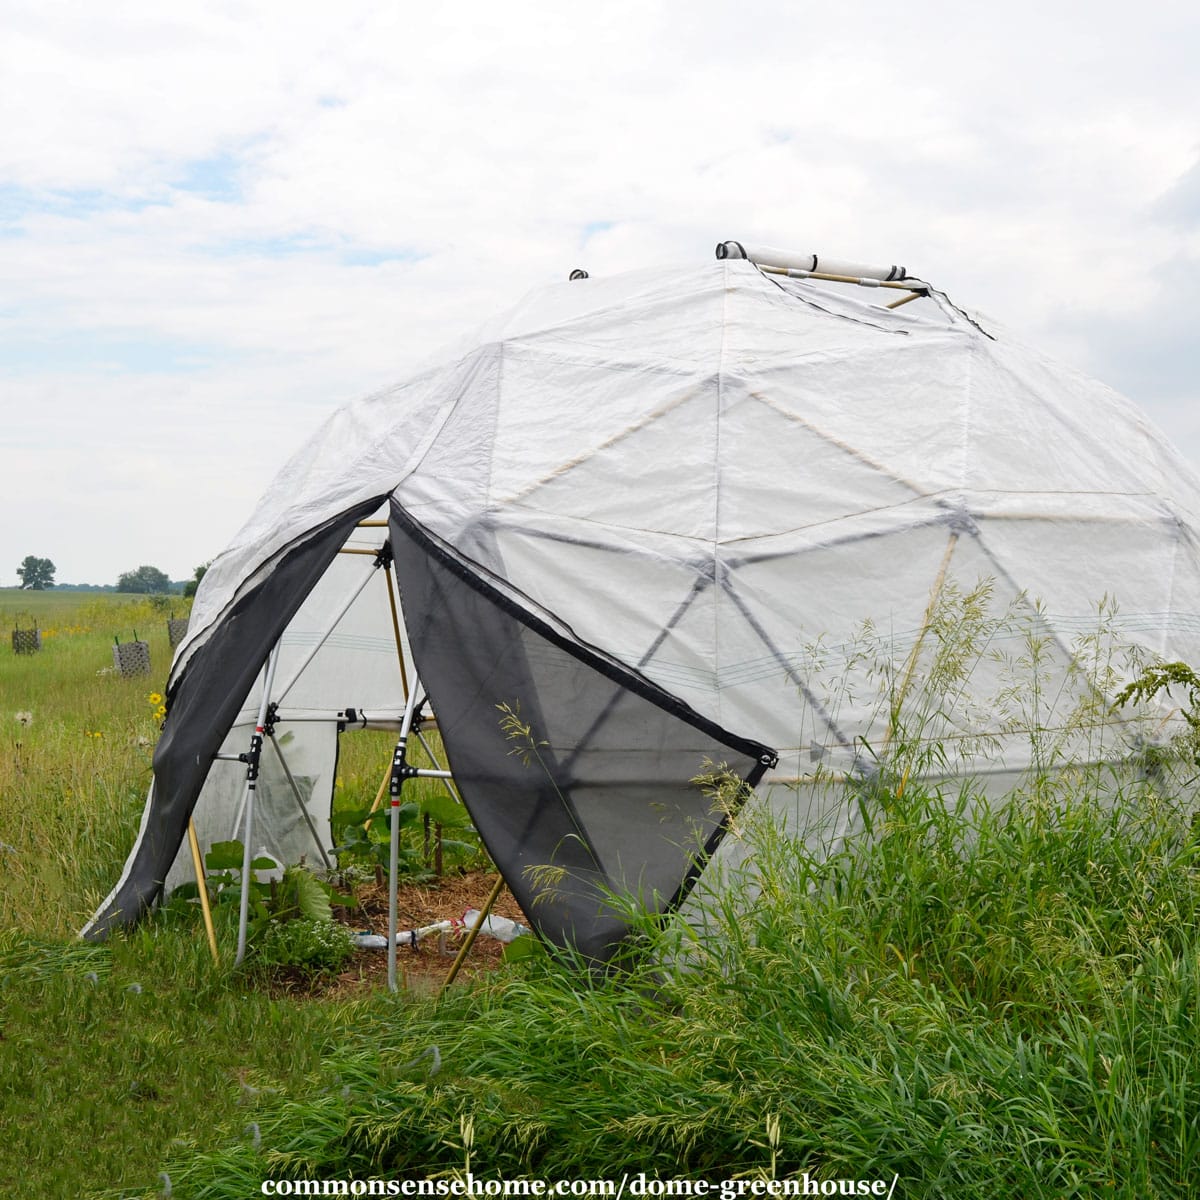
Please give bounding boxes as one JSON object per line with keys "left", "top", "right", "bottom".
{"left": 715, "top": 240, "right": 910, "bottom": 282}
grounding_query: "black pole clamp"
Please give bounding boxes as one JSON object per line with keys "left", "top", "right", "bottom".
{"left": 240, "top": 731, "right": 264, "bottom": 782}
{"left": 388, "top": 736, "right": 413, "bottom": 797}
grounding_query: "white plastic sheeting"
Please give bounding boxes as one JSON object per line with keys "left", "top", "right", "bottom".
{"left": 163, "top": 258, "right": 1200, "bottom": 890}
{"left": 164, "top": 719, "right": 339, "bottom": 894}
{"left": 237, "top": 521, "right": 409, "bottom": 720}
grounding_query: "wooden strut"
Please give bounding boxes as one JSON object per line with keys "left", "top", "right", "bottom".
{"left": 440, "top": 873, "right": 506, "bottom": 998}
{"left": 384, "top": 564, "right": 410, "bottom": 698}
{"left": 363, "top": 760, "right": 392, "bottom": 830}
{"left": 363, "top": 561, "right": 416, "bottom": 830}
{"left": 757, "top": 263, "right": 926, "bottom": 289}
{"left": 756, "top": 263, "right": 929, "bottom": 308}
{"left": 187, "top": 819, "right": 220, "bottom": 962}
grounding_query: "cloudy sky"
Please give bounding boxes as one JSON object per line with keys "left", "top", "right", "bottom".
{"left": 3, "top": 1, "right": 1198, "bottom": 586}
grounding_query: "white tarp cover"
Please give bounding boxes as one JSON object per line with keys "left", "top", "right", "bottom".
{"left": 180, "top": 259, "right": 1200, "bottom": 783}
{"left": 90, "top": 257, "right": 1200, "bottom": 945}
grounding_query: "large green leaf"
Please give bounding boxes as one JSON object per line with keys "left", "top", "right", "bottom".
{"left": 283, "top": 867, "right": 332, "bottom": 923}
{"left": 419, "top": 793, "right": 470, "bottom": 828}
{"left": 204, "top": 840, "right": 245, "bottom": 871}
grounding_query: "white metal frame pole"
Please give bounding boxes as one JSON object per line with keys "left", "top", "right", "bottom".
{"left": 387, "top": 682, "right": 422, "bottom": 992}
{"left": 388, "top": 686, "right": 422, "bottom": 993}
{"left": 234, "top": 647, "right": 281, "bottom": 967}
{"left": 386, "top": 681, "right": 454, "bottom": 992}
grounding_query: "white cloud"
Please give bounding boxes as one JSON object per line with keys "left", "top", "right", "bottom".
{"left": 3, "top": 0, "right": 1200, "bottom": 583}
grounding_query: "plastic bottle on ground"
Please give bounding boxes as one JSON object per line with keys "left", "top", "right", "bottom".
{"left": 461, "top": 909, "right": 528, "bottom": 943}
{"left": 352, "top": 931, "right": 389, "bottom": 949}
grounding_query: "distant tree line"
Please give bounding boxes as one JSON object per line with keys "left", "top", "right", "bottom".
{"left": 14, "top": 554, "right": 211, "bottom": 594}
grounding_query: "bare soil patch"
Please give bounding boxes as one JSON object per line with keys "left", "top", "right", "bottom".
{"left": 313, "top": 870, "right": 529, "bottom": 999}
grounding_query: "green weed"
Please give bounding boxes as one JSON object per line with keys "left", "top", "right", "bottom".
{"left": 249, "top": 917, "right": 356, "bottom": 977}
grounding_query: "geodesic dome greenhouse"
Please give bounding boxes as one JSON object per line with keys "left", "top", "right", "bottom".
{"left": 86, "top": 250, "right": 1200, "bottom": 961}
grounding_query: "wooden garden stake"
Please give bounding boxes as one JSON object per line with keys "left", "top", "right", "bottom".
{"left": 187, "top": 819, "right": 220, "bottom": 963}
{"left": 439, "top": 873, "right": 506, "bottom": 998}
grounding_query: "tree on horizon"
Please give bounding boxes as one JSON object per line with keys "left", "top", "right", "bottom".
{"left": 16, "top": 556, "right": 55, "bottom": 590}
{"left": 116, "top": 564, "right": 171, "bottom": 594}
{"left": 183, "top": 560, "right": 211, "bottom": 598}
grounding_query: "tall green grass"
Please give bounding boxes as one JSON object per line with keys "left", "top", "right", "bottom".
{"left": 155, "top": 585, "right": 1200, "bottom": 1197}
{"left": 158, "top": 772, "right": 1200, "bottom": 1196}
{"left": 0, "top": 922, "right": 368, "bottom": 1199}
{"left": 6, "top": 586, "right": 1200, "bottom": 1196}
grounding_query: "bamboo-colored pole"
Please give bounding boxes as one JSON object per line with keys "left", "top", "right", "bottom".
{"left": 187, "top": 819, "right": 220, "bottom": 963}
{"left": 439, "top": 874, "right": 506, "bottom": 998}
{"left": 886, "top": 291, "right": 924, "bottom": 309}
{"left": 363, "top": 760, "right": 393, "bottom": 830}
{"left": 355, "top": 520, "right": 389, "bottom": 527}
{"left": 384, "top": 566, "right": 410, "bottom": 698}
{"left": 337, "top": 548, "right": 380, "bottom": 556}
{"left": 757, "top": 263, "right": 927, "bottom": 291}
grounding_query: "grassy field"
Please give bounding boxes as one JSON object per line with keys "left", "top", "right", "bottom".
{"left": 0, "top": 590, "right": 461, "bottom": 1197}
{"left": 4, "top": 589, "right": 1200, "bottom": 1197}
{"left": 0, "top": 588, "right": 184, "bottom": 933}
{"left": 0, "top": 591, "right": 325, "bottom": 1198}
